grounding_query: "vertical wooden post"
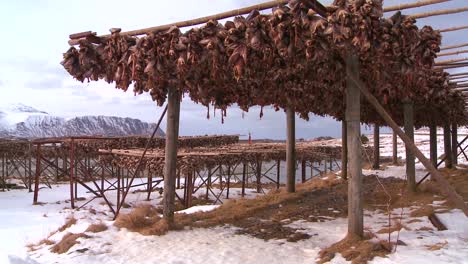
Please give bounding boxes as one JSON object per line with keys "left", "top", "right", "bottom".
{"left": 301, "top": 159, "right": 306, "bottom": 183}
{"left": 163, "top": 87, "right": 181, "bottom": 224}
{"left": 69, "top": 140, "right": 75, "bottom": 209}
{"left": 451, "top": 123, "right": 458, "bottom": 166}
{"left": 392, "top": 131, "right": 398, "bottom": 165}
{"left": 341, "top": 120, "right": 348, "bottom": 179}
{"left": 33, "top": 144, "right": 42, "bottom": 205}
{"left": 346, "top": 54, "right": 363, "bottom": 239}
{"left": 241, "top": 163, "right": 246, "bottom": 197}
{"left": 276, "top": 159, "right": 280, "bottom": 189}
{"left": 403, "top": 101, "right": 416, "bottom": 192}
{"left": 372, "top": 125, "right": 380, "bottom": 169}
{"left": 286, "top": 107, "right": 296, "bottom": 193}
{"left": 206, "top": 167, "right": 212, "bottom": 200}
{"left": 256, "top": 159, "right": 262, "bottom": 193}
{"left": 176, "top": 169, "right": 181, "bottom": 189}
{"left": 146, "top": 170, "right": 152, "bottom": 201}
{"left": 443, "top": 122, "right": 453, "bottom": 169}
{"left": 226, "top": 165, "right": 231, "bottom": 199}
{"left": 347, "top": 69, "right": 468, "bottom": 216}
{"left": 429, "top": 123, "right": 438, "bottom": 170}
{"left": 28, "top": 143, "right": 33, "bottom": 192}
{"left": 185, "top": 170, "right": 193, "bottom": 208}
{"left": 117, "top": 167, "right": 121, "bottom": 209}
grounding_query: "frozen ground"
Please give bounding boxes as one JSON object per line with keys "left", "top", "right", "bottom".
{"left": 1, "top": 132, "right": 467, "bottom": 264}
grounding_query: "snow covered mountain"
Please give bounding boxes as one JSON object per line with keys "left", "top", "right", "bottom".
{"left": 0, "top": 103, "right": 165, "bottom": 138}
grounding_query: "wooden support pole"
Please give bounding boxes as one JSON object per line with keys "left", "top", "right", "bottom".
{"left": 301, "top": 159, "right": 306, "bottom": 183}
{"left": 372, "top": 125, "right": 380, "bottom": 169}
{"left": 186, "top": 170, "right": 193, "bottom": 207}
{"left": 404, "top": 101, "right": 416, "bottom": 192}
{"left": 392, "top": 131, "right": 398, "bottom": 165}
{"left": 69, "top": 141, "right": 75, "bottom": 209}
{"left": 163, "top": 87, "right": 181, "bottom": 224}
{"left": 226, "top": 165, "right": 231, "bottom": 199}
{"left": 206, "top": 167, "right": 212, "bottom": 199}
{"left": 346, "top": 54, "right": 363, "bottom": 239}
{"left": 348, "top": 71, "right": 468, "bottom": 217}
{"left": 256, "top": 159, "right": 262, "bottom": 193}
{"left": 286, "top": 107, "right": 296, "bottom": 193}
{"left": 117, "top": 167, "right": 121, "bottom": 209}
{"left": 276, "top": 159, "right": 281, "bottom": 189}
{"left": 451, "top": 123, "right": 458, "bottom": 166}
{"left": 146, "top": 169, "right": 152, "bottom": 201}
{"left": 33, "top": 144, "right": 42, "bottom": 205}
{"left": 241, "top": 163, "right": 246, "bottom": 197}
{"left": 444, "top": 123, "right": 453, "bottom": 169}
{"left": 429, "top": 123, "right": 438, "bottom": 175}
{"left": 342, "top": 120, "right": 348, "bottom": 179}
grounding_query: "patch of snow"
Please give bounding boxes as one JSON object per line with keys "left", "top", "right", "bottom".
{"left": 176, "top": 205, "right": 220, "bottom": 214}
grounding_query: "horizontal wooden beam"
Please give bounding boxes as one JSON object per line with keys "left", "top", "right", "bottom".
{"left": 384, "top": 0, "right": 450, "bottom": 13}
{"left": 438, "top": 49, "right": 468, "bottom": 57}
{"left": 441, "top": 42, "right": 468, "bottom": 51}
{"left": 450, "top": 77, "right": 468, "bottom": 82}
{"left": 69, "top": 0, "right": 290, "bottom": 45}
{"left": 439, "top": 25, "right": 468, "bottom": 33}
{"left": 435, "top": 57, "right": 468, "bottom": 65}
{"left": 449, "top": 71, "right": 468, "bottom": 77}
{"left": 68, "top": 0, "right": 455, "bottom": 45}
{"left": 436, "top": 62, "right": 468, "bottom": 69}
{"left": 410, "top": 6, "right": 468, "bottom": 19}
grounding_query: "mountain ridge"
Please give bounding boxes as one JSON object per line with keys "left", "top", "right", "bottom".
{"left": 0, "top": 103, "right": 165, "bottom": 139}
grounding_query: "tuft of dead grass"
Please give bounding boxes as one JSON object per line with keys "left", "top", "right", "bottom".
{"left": 85, "top": 223, "right": 108, "bottom": 233}
{"left": 410, "top": 206, "right": 434, "bottom": 218}
{"left": 318, "top": 234, "right": 393, "bottom": 264}
{"left": 58, "top": 217, "right": 77, "bottom": 232}
{"left": 114, "top": 205, "right": 170, "bottom": 236}
{"left": 426, "top": 241, "right": 448, "bottom": 251}
{"left": 376, "top": 222, "right": 408, "bottom": 234}
{"left": 50, "top": 232, "right": 89, "bottom": 254}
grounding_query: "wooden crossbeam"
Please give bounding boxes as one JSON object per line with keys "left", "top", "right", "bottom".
{"left": 69, "top": 0, "right": 290, "bottom": 45}
{"left": 449, "top": 71, "right": 468, "bottom": 77}
{"left": 441, "top": 42, "right": 468, "bottom": 51}
{"left": 439, "top": 25, "right": 468, "bottom": 33}
{"left": 435, "top": 57, "right": 468, "bottom": 65}
{"left": 300, "top": 0, "right": 328, "bottom": 17}
{"left": 438, "top": 49, "right": 468, "bottom": 57}
{"left": 68, "top": 0, "right": 455, "bottom": 45}
{"left": 410, "top": 6, "right": 468, "bottom": 19}
{"left": 384, "top": 0, "right": 451, "bottom": 13}
{"left": 436, "top": 62, "right": 468, "bottom": 69}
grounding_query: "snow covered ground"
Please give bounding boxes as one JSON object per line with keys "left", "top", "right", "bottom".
{"left": 1, "top": 132, "right": 468, "bottom": 264}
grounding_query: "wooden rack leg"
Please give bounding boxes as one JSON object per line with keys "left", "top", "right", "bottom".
{"left": 242, "top": 163, "right": 246, "bottom": 197}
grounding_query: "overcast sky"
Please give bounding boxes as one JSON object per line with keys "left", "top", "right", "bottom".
{"left": 0, "top": 0, "right": 466, "bottom": 139}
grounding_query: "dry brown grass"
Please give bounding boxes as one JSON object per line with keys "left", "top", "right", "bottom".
{"left": 114, "top": 174, "right": 343, "bottom": 238}
{"left": 50, "top": 232, "right": 89, "bottom": 254}
{"left": 426, "top": 241, "right": 448, "bottom": 251}
{"left": 26, "top": 238, "right": 55, "bottom": 252}
{"left": 376, "top": 222, "right": 408, "bottom": 234}
{"left": 417, "top": 226, "right": 434, "bottom": 231}
{"left": 318, "top": 234, "right": 393, "bottom": 264}
{"left": 114, "top": 205, "right": 170, "bottom": 236}
{"left": 58, "top": 217, "right": 77, "bottom": 232}
{"left": 85, "top": 223, "right": 108, "bottom": 233}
